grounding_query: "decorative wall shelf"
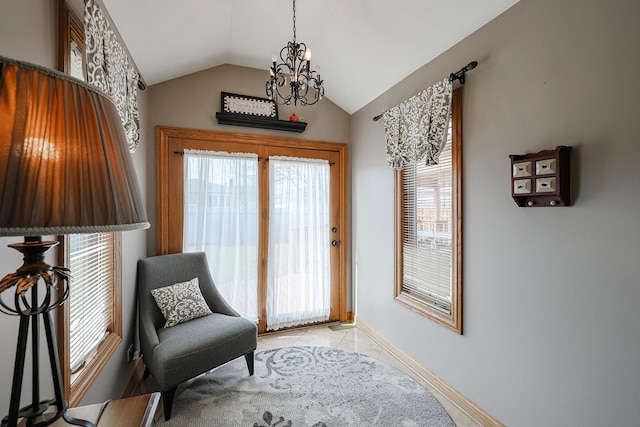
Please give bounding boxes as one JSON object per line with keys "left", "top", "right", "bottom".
{"left": 215, "top": 112, "right": 307, "bottom": 133}
{"left": 215, "top": 92, "right": 306, "bottom": 132}
{"left": 509, "top": 146, "right": 572, "bottom": 207}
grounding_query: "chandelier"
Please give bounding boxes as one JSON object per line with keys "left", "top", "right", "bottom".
{"left": 266, "top": 0, "right": 324, "bottom": 106}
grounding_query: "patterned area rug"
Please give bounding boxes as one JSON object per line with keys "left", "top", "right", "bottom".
{"left": 155, "top": 346, "right": 455, "bottom": 426}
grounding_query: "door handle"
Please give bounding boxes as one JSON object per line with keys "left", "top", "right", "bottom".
{"left": 331, "top": 240, "right": 341, "bottom": 247}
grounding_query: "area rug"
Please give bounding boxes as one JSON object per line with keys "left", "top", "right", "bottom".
{"left": 155, "top": 346, "right": 454, "bottom": 426}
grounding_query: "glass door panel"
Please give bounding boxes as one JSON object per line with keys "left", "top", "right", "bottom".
{"left": 183, "top": 150, "right": 259, "bottom": 321}
{"left": 266, "top": 156, "right": 331, "bottom": 331}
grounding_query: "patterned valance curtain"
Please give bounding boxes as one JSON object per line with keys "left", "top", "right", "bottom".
{"left": 84, "top": 0, "right": 141, "bottom": 153}
{"left": 384, "top": 78, "right": 453, "bottom": 170}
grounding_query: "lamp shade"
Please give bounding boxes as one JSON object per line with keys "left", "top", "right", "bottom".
{"left": 0, "top": 56, "right": 149, "bottom": 236}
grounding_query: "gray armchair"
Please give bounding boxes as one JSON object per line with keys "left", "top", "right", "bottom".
{"left": 137, "top": 252, "right": 257, "bottom": 420}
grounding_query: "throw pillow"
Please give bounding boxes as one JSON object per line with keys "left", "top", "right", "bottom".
{"left": 150, "top": 277, "right": 213, "bottom": 328}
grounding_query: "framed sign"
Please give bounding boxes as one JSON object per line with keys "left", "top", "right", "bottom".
{"left": 221, "top": 92, "right": 278, "bottom": 119}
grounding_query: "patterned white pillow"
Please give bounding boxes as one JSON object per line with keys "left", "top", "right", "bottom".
{"left": 150, "top": 277, "right": 213, "bottom": 328}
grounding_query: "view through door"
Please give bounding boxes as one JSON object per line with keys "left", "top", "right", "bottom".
{"left": 265, "top": 151, "right": 332, "bottom": 331}
{"left": 157, "top": 128, "right": 347, "bottom": 334}
{"left": 183, "top": 150, "right": 260, "bottom": 321}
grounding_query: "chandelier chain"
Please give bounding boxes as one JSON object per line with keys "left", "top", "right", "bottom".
{"left": 292, "top": 0, "right": 297, "bottom": 44}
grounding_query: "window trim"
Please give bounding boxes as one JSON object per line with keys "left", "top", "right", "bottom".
{"left": 57, "top": 0, "right": 85, "bottom": 79}
{"left": 394, "top": 87, "right": 463, "bottom": 334}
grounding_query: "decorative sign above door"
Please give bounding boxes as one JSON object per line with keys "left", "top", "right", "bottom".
{"left": 222, "top": 92, "right": 278, "bottom": 118}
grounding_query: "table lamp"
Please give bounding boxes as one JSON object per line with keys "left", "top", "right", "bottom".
{"left": 0, "top": 57, "right": 149, "bottom": 426}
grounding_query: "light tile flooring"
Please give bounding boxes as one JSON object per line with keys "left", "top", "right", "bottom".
{"left": 258, "top": 324, "right": 480, "bottom": 427}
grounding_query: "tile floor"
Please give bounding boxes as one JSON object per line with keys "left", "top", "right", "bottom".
{"left": 258, "top": 324, "right": 481, "bottom": 427}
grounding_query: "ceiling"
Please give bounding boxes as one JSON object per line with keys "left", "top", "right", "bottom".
{"left": 101, "top": 0, "right": 519, "bottom": 114}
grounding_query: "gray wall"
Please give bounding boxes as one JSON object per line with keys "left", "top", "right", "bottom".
{"left": 351, "top": 0, "right": 640, "bottom": 425}
{"left": 0, "top": 0, "right": 150, "bottom": 412}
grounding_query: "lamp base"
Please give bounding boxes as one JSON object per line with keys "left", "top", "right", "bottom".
{"left": 0, "top": 237, "right": 94, "bottom": 427}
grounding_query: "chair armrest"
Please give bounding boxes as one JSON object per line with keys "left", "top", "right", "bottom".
{"left": 209, "top": 295, "right": 240, "bottom": 318}
{"left": 139, "top": 314, "right": 160, "bottom": 357}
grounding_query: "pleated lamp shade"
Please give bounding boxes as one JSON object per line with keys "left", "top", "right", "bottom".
{"left": 0, "top": 56, "right": 149, "bottom": 236}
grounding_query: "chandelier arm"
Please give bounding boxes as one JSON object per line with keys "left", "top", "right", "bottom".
{"left": 268, "top": 63, "right": 293, "bottom": 106}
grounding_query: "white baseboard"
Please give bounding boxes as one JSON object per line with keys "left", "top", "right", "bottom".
{"left": 356, "top": 318, "right": 505, "bottom": 427}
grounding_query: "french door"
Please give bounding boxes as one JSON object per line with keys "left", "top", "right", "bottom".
{"left": 157, "top": 128, "right": 347, "bottom": 334}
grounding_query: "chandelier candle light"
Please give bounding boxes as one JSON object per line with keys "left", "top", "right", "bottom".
{"left": 266, "top": 0, "right": 324, "bottom": 106}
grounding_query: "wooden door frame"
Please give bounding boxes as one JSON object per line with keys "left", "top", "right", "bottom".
{"left": 156, "top": 126, "right": 349, "bottom": 326}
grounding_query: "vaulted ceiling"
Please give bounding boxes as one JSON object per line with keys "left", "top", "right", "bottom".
{"left": 101, "top": 0, "right": 519, "bottom": 114}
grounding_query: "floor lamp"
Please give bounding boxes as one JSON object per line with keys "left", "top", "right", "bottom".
{"left": 0, "top": 57, "right": 149, "bottom": 426}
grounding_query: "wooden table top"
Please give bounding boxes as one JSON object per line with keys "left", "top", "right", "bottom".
{"left": 17, "top": 392, "right": 160, "bottom": 427}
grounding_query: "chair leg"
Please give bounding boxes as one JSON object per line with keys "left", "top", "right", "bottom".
{"left": 163, "top": 387, "right": 177, "bottom": 421}
{"left": 245, "top": 351, "right": 254, "bottom": 376}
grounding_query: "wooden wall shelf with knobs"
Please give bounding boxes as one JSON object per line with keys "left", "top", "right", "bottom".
{"left": 509, "top": 146, "right": 572, "bottom": 207}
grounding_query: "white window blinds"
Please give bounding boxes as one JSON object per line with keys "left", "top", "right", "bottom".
{"left": 400, "top": 123, "right": 453, "bottom": 313}
{"left": 68, "top": 233, "right": 114, "bottom": 373}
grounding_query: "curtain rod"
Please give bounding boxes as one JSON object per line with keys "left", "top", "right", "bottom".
{"left": 173, "top": 151, "right": 335, "bottom": 165}
{"left": 372, "top": 60, "right": 478, "bottom": 122}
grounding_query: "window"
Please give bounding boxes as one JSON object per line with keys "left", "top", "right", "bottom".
{"left": 394, "top": 88, "right": 463, "bottom": 334}
{"left": 56, "top": 0, "right": 123, "bottom": 405}
{"left": 57, "top": 232, "right": 122, "bottom": 406}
